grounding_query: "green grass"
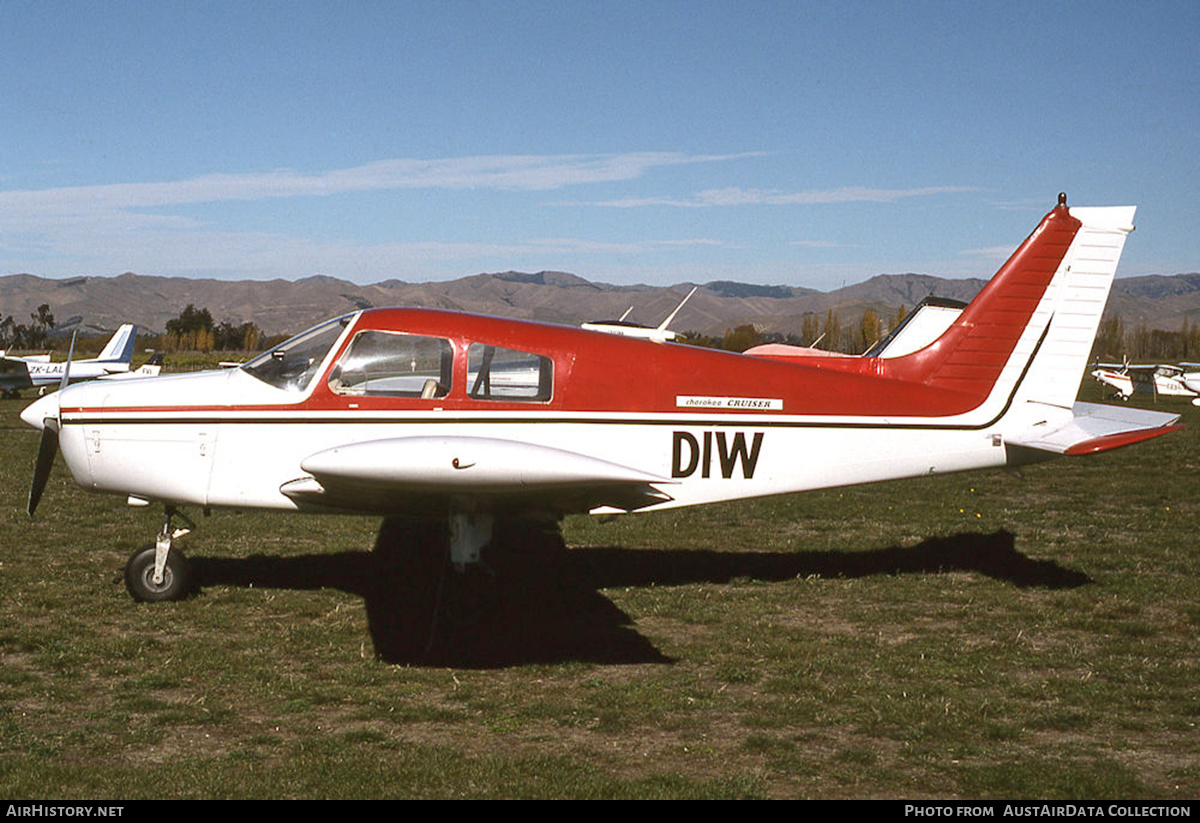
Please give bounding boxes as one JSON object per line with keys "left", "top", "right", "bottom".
{"left": 0, "top": 387, "right": 1197, "bottom": 799}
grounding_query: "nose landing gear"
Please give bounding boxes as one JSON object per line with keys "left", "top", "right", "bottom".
{"left": 124, "top": 507, "right": 195, "bottom": 602}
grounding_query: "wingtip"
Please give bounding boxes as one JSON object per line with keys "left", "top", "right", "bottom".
{"left": 1062, "top": 423, "right": 1184, "bottom": 456}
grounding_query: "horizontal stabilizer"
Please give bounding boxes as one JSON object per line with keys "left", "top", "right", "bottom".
{"left": 1007, "top": 402, "right": 1182, "bottom": 456}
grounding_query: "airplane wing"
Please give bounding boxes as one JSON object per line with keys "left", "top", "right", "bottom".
{"left": 0, "top": 358, "right": 34, "bottom": 394}
{"left": 280, "top": 436, "right": 675, "bottom": 514}
{"left": 1092, "top": 363, "right": 1169, "bottom": 372}
{"left": 1006, "top": 402, "right": 1182, "bottom": 457}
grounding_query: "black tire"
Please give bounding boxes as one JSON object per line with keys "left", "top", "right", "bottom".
{"left": 124, "top": 545, "right": 193, "bottom": 602}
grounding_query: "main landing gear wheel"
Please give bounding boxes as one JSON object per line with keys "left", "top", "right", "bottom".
{"left": 124, "top": 544, "right": 192, "bottom": 602}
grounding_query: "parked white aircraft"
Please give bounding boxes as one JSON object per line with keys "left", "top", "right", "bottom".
{"left": 0, "top": 325, "right": 138, "bottom": 397}
{"left": 581, "top": 286, "right": 698, "bottom": 342}
{"left": 1091, "top": 362, "right": 1200, "bottom": 404}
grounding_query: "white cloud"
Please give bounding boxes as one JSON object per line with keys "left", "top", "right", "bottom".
{"left": 0, "top": 153, "right": 757, "bottom": 278}
{"left": 0, "top": 152, "right": 757, "bottom": 219}
{"left": 0, "top": 152, "right": 977, "bottom": 282}
{"left": 568, "top": 185, "right": 975, "bottom": 208}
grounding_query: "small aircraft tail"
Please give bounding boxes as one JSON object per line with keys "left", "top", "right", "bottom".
{"left": 883, "top": 195, "right": 1179, "bottom": 453}
{"left": 96, "top": 324, "right": 137, "bottom": 364}
{"left": 885, "top": 195, "right": 1134, "bottom": 409}
{"left": 135, "top": 352, "right": 163, "bottom": 376}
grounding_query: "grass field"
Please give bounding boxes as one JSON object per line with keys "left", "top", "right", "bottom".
{"left": 1, "top": 387, "right": 1196, "bottom": 799}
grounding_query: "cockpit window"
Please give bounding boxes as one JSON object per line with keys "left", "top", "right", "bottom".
{"left": 329, "top": 331, "right": 453, "bottom": 398}
{"left": 467, "top": 343, "right": 553, "bottom": 401}
{"left": 242, "top": 315, "right": 352, "bottom": 392}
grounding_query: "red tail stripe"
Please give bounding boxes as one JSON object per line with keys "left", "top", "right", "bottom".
{"left": 883, "top": 205, "right": 1081, "bottom": 400}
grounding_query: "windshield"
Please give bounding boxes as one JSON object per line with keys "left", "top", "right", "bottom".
{"left": 242, "top": 314, "right": 354, "bottom": 391}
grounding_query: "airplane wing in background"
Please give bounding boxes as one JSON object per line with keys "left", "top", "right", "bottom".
{"left": 0, "top": 358, "right": 34, "bottom": 396}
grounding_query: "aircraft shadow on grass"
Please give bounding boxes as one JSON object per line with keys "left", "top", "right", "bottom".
{"left": 188, "top": 521, "right": 1090, "bottom": 668}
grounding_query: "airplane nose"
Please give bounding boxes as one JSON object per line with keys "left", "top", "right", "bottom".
{"left": 20, "top": 391, "right": 60, "bottom": 431}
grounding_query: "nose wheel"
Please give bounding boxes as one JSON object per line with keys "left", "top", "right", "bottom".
{"left": 125, "top": 545, "right": 192, "bottom": 601}
{"left": 124, "top": 507, "right": 195, "bottom": 602}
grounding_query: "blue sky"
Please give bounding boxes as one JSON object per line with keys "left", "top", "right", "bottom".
{"left": 1, "top": 0, "right": 1196, "bottom": 289}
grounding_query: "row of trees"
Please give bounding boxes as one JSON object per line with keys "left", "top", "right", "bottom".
{"left": 0, "top": 304, "right": 56, "bottom": 350}
{"left": 160, "top": 302, "right": 908, "bottom": 357}
{"left": 160, "top": 304, "right": 262, "bottom": 353}
{"left": 1092, "top": 315, "right": 1200, "bottom": 363}
{"left": 797, "top": 307, "right": 898, "bottom": 353}
{"left": 685, "top": 305, "right": 909, "bottom": 354}
{"left": 0, "top": 303, "right": 265, "bottom": 356}
{"left": 691, "top": 306, "right": 1200, "bottom": 364}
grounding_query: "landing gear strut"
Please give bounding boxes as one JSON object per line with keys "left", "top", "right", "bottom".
{"left": 124, "top": 507, "right": 195, "bottom": 602}
{"left": 433, "top": 510, "right": 496, "bottom": 631}
{"left": 449, "top": 510, "right": 493, "bottom": 567}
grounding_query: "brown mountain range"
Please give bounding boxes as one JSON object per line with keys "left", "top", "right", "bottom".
{"left": 0, "top": 270, "right": 1197, "bottom": 341}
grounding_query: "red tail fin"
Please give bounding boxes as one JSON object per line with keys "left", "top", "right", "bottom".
{"left": 885, "top": 200, "right": 1082, "bottom": 397}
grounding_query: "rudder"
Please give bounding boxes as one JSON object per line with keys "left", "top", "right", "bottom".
{"left": 1010, "top": 204, "right": 1135, "bottom": 409}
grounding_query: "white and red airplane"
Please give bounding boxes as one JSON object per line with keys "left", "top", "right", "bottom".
{"left": 1091, "top": 362, "right": 1200, "bottom": 404}
{"left": 20, "top": 195, "right": 1182, "bottom": 603}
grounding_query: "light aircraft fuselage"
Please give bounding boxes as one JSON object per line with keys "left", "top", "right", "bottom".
{"left": 19, "top": 197, "right": 1182, "bottom": 602}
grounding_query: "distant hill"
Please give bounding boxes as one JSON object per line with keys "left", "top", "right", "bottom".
{"left": 0, "top": 269, "right": 1196, "bottom": 341}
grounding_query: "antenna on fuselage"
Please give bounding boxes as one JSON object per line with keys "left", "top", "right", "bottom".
{"left": 581, "top": 285, "right": 699, "bottom": 343}
{"left": 656, "top": 286, "right": 697, "bottom": 336}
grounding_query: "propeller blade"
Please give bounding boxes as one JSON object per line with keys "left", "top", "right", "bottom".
{"left": 59, "top": 331, "right": 76, "bottom": 391}
{"left": 26, "top": 333, "right": 73, "bottom": 516}
{"left": 28, "top": 418, "right": 59, "bottom": 516}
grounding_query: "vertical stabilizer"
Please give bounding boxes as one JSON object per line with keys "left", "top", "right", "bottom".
{"left": 97, "top": 324, "right": 137, "bottom": 364}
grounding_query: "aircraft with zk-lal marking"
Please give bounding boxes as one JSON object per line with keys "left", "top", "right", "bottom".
{"left": 20, "top": 195, "right": 1182, "bottom": 605}
{"left": 0, "top": 324, "right": 139, "bottom": 398}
